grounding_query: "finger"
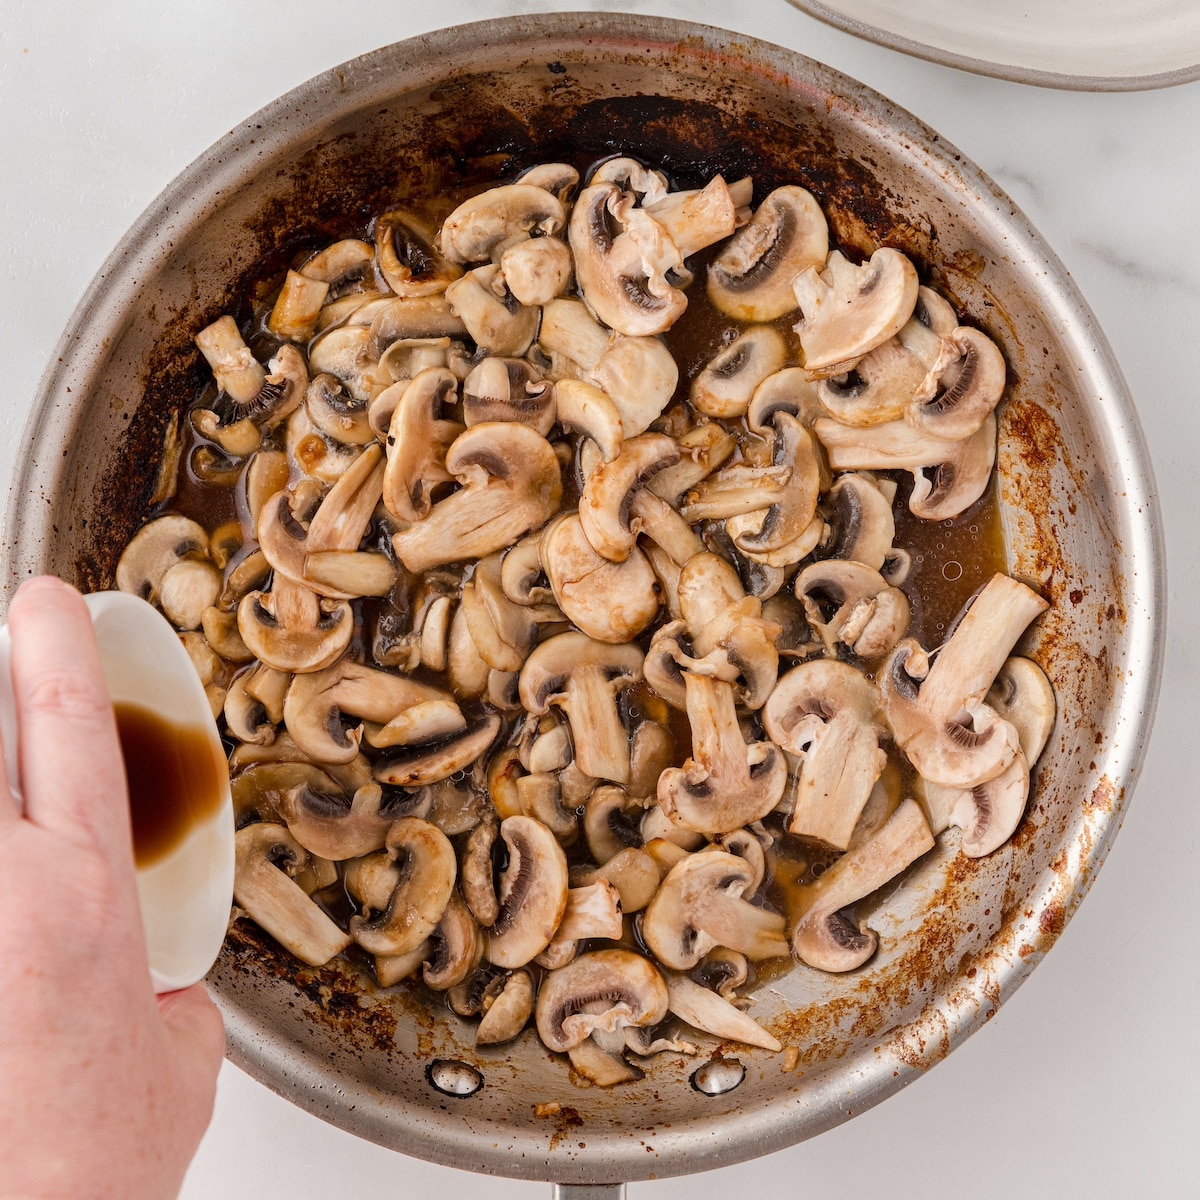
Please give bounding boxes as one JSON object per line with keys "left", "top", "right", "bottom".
{"left": 158, "top": 983, "right": 227, "bottom": 1082}
{"left": 7, "top": 577, "right": 130, "bottom": 858}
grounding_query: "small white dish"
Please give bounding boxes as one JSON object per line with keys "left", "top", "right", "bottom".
{"left": 0, "top": 590, "right": 233, "bottom": 993}
{"left": 787, "top": 0, "right": 1200, "bottom": 89}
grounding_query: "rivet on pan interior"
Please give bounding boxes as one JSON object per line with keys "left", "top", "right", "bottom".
{"left": 426, "top": 1059, "right": 484, "bottom": 1097}
{"left": 690, "top": 1058, "right": 745, "bottom": 1096}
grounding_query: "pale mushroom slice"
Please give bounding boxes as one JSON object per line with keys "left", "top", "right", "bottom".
{"left": 194, "top": 315, "right": 266, "bottom": 406}
{"left": 641, "top": 174, "right": 745, "bottom": 261}
{"left": 276, "top": 782, "right": 394, "bottom": 861}
{"left": 348, "top": 818, "right": 458, "bottom": 958}
{"left": 535, "top": 880, "right": 624, "bottom": 969}
{"left": 791, "top": 798, "right": 934, "bottom": 972}
{"left": 237, "top": 575, "right": 353, "bottom": 675}
{"left": 158, "top": 559, "right": 222, "bottom": 631}
{"left": 815, "top": 473, "right": 896, "bottom": 572}
{"left": 646, "top": 423, "right": 737, "bottom": 508}
{"left": 793, "top": 559, "right": 911, "bottom": 661}
{"left": 305, "top": 374, "right": 374, "bottom": 447}
{"left": 390, "top": 422, "right": 562, "bottom": 572}
{"left": 907, "top": 325, "right": 1007, "bottom": 442}
{"left": 535, "top": 949, "right": 669, "bottom": 1059}
{"left": 372, "top": 714, "right": 502, "bottom": 788}
{"left": 116, "top": 514, "right": 209, "bottom": 604}
{"left": 233, "top": 823, "right": 352, "bottom": 967}
{"left": 485, "top": 815, "right": 570, "bottom": 969}
{"left": 554, "top": 379, "right": 623, "bottom": 463}
{"left": 880, "top": 573, "right": 1049, "bottom": 789}
{"left": 444, "top": 264, "right": 538, "bottom": 357}
{"left": 499, "top": 236, "right": 573, "bottom": 306}
{"left": 664, "top": 972, "right": 782, "bottom": 1052}
{"left": 423, "top": 893, "right": 484, "bottom": 991}
{"left": 437, "top": 183, "right": 567, "bottom": 264}
{"left": 641, "top": 849, "right": 789, "bottom": 970}
{"left": 792, "top": 248, "right": 920, "bottom": 376}
{"left": 518, "top": 632, "right": 644, "bottom": 784}
{"left": 918, "top": 655, "right": 1056, "bottom": 857}
{"left": 538, "top": 297, "right": 679, "bottom": 436}
{"left": 762, "top": 660, "right": 887, "bottom": 853}
{"left": 578, "top": 433, "right": 681, "bottom": 563}
{"left": 815, "top": 411, "right": 998, "bottom": 521}
{"left": 707, "top": 184, "right": 829, "bottom": 322}
{"left": 282, "top": 659, "right": 452, "bottom": 764}
{"left": 570, "top": 848, "right": 661, "bottom": 914}
{"left": 690, "top": 327, "right": 789, "bottom": 420}
{"left": 307, "top": 324, "right": 380, "bottom": 404}
{"left": 657, "top": 675, "right": 787, "bottom": 837}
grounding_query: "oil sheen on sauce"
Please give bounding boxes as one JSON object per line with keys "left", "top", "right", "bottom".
{"left": 115, "top": 701, "right": 224, "bottom": 868}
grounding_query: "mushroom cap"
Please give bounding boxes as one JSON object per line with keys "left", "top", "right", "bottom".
{"left": 500, "top": 236, "right": 573, "bottom": 306}
{"left": 485, "top": 815, "right": 570, "bottom": 968}
{"left": 707, "top": 185, "right": 829, "bottom": 322}
{"left": 535, "top": 949, "right": 669, "bottom": 1053}
{"left": 462, "top": 357, "right": 555, "bottom": 435}
{"left": 391, "top": 422, "right": 562, "bottom": 573}
{"left": 641, "top": 849, "right": 788, "bottom": 970}
{"left": 444, "top": 265, "right": 539, "bottom": 357}
{"left": 793, "top": 248, "right": 920, "bottom": 374}
{"left": 374, "top": 207, "right": 463, "bottom": 297}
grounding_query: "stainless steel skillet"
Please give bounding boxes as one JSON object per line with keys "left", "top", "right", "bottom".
{"left": 0, "top": 13, "right": 1163, "bottom": 1196}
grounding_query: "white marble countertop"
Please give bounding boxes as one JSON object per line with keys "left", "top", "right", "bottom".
{"left": 2, "top": 3, "right": 1196, "bottom": 1197}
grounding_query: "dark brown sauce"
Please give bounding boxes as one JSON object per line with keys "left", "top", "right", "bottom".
{"left": 116, "top": 701, "right": 225, "bottom": 868}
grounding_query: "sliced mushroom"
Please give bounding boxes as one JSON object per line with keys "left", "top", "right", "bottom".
{"left": 815, "top": 411, "right": 998, "bottom": 521}
{"left": 159, "top": 559, "right": 222, "bottom": 631}
{"left": 690, "top": 327, "right": 788, "bottom": 419}
{"left": 423, "top": 892, "right": 483, "bottom": 990}
{"left": 536, "top": 880, "right": 624, "bottom": 969}
{"left": 535, "top": 949, "right": 669, "bottom": 1053}
{"left": 791, "top": 798, "right": 934, "bottom": 972}
{"left": 233, "top": 823, "right": 352, "bottom": 966}
{"left": 444, "top": 264, "right": 538, "bottom": 357}
{"left": 305, "top": 374, "right": 374, "bottom": 446}
{"left": 300, "top": 238, "right": 374, "bottom": 285}
{"left": 195, "top": 315, "right": 267, "bottom": 406}
{"left": 641, "top": 849, "right": 788, "bottom": 970}
{"left": 485, "top": 815, "right": 570, "bottom": 968}
{"left": 657, "top": 675, "right": 787, "bottom": 837}
{"left": 794, "top": 559, "right": 910, "bottom": 660}
{"left": 380, "top": 367, "right": 464, "bottom": 524}
{"left": 461, "top": 815, "right": 500, "bottom": 927}
{"left": 540, "top": 513, "right": 660, "bottom": 645}
{"left": 268, "top": 270, "right": 330, "bottom": 342}
{"left": 880, "top": 573, "right": 1048, "bottom": 788}
{"left": 283, "top": 659, "right": 451, "bottom": 764}
{"left": 554, "top": 378, "right": 624, "bottom": 463}
{"left": 476, "top": 969, "right": 535, "bottom": 1044}
{"left": 907, "top": 326, "right": 1006, "bottom": 442}
{"left": 816, "top": 473, "right": 896, "bottom": 571}
{"left": 277, "top": 782, "right": 393, "bottom": 861}
{"left": 519, "top": 632, "right": 644, "bottom": 784}
{"left": 578, "top": 433, "right": 680, "bottom": 563}
{"left": 438, "top": 183, "right": 566, "bottom": 264}
{"left": 707, "top": 185, "right": 829, "bottom": 321}
{"left": 763, "top": 660, "right": 887, "bottom": 852}
{"left": 462, "top": 357, "right": 555, "bottom": 434}
{"left": 500, "top": 236, "right": 573, "bottom": 306}
{"left": 391, "top": 423, "right": 562, "bottom": 572}
{"left": 375, "top": 208, "right": 463, "bottom": 297}
{"left": 237, "top": 575, "right": 353, "bottom": 674}
{"left": 665, "top": 972, "right": 781, "bottom": 1052}
{"left": 793, "top": 248, "right": 920, "bottom": 375}
{"left": 570, "top": 848, "right": 661, "bottom": 914}
{"left": 116, "top": 515, "right": 209, "bottom": 604}
{"left": 348, "top": 818, "right": 457, "bottom": 957}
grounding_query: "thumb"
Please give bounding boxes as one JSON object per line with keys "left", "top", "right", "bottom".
{"left": 158, "top": 982, "right": 227, "bottom": 1080}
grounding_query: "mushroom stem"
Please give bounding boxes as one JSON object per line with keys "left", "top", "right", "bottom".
{"left": 565, "top": 667, "right": 633, "bottom": 784}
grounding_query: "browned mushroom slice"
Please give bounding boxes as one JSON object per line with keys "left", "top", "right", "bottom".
{"left": 907, "top": 326, "right": 1007, "bottom": 442}
{"left": 462, "top": 357, "right": 555, "bottom": 434}
{"left": 375, "top": 208, "right": 463, "bottom": 297}
{"left": 499, "top": 236, "right": 573, "bottom": 306}
{"left": 268, "top": 270, "right": 330, "bottom": 342}
{"left": 763, "top": 660, "right": 887, "bottom": 853}
{"left": 234, "top": 824, "right": 352, "bottom": 966}
{"left": 641, "top": 850, "right": 788, "bottom": 970}
{"left": 391, "top": 422, "right": 562, "bottom": 573}
{"left": 657, "top": 675, "right": 786, "bottom": 837}
{"left": 237, "top": 576, "right": 353, "bottom": 675}
{"left": 791, "top": 799, "right": 934, "bottom": 972}
{"left": 518, "top": 632, "right": 644, "bottom": 784}
{"left": 422, "top": 893, "right": 483, "bottom": 990}
{"left": 349, "top": 818, "right": 458, "bottom": 957}
{"left": 372, "top": 715, "right": 501, "bottom": 787}
{"left": 195, "top": 315, "right": 267, "bottom": 405}
{"left": 485, "top": 816, "right": 570, "bottom": 968}
{"left": 707, "top": 185, "right": 829, "bottom": 322}
{"left": 116, "top": 515, "right": 209, "bottom": 604}
{"left": 283, "top": 659, "right": 452, "bottom": 765}
{"left": 275, "top": 781, "right": 395, "bottom": 861}
{"left": 476, "top": 969, "right": 535, "bottom": 1045}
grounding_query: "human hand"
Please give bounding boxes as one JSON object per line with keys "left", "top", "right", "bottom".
{"left": 0, "top": 576, "right": 225, "bottom": 1200}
